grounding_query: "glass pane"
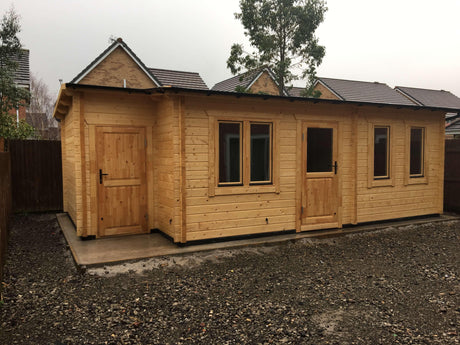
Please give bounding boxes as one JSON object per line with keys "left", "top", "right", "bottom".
{"left": 410, "top": 128, "right": 423, "bottom": 175}
{"left": 251, "top": 124, "right": 271, "bottom": 182}
{"left": 219, "top": 122, "right": 241, "bottom": 183}
{"left": 307, "top": 128, "right": 333, "bottom": 173}
{"left": 374, "top": 127, "right": 388, "bottom": 177}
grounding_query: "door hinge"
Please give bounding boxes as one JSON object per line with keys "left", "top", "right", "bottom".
{"left": 144, "top": 138, "right": 147, "bottom": 148}
{"left": 145, "top": 213, "right": 148, "bottom": 220}
{"left": 302, "top": 133, "right": 304, "bottom": 141}
{"left": 301, "top": 206, "right": 304, "bottom": 214}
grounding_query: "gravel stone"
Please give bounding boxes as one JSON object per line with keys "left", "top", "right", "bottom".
{"left": 0, "top": 214, "right": 459, "bottom": 344}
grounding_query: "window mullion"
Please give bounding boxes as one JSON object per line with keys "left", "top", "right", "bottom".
{"left": 243, "top": 120, "right": 250, "bottom": 186}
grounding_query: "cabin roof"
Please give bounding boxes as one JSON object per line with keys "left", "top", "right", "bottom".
{"left": 315, "top": 77, "right": 415, "bottom": 106}
{"left": 395, "top": 86, "right": 460, "bottom": 110}
{"left": 61, "top": 83, "right": 460, "bottom": 113}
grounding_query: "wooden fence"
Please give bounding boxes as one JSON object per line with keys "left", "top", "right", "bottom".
{"left": 9, "top": 140, "right": 63, "bottom": 212}
{"left": 444, "top": 139, "right": 460, "bottom": 213}
{"left": 0, "top": 151, "right": 12, "bottom": 282}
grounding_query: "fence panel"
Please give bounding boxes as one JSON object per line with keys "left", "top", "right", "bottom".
{"left": 9, "top": 140, "right": 63, "bottom": 212}
{"left": 0, "top": 152, "right": 12, "bottom": 281}
{"left": 444, "top": 139, "right": 460, "bottom": 213}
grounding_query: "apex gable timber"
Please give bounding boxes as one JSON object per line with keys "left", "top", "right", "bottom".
{"left": 72, "top": 38, "right": 160, "bottom": 88}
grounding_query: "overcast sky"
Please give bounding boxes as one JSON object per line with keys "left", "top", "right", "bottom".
{"left": 2, "top": 0, "right": 460, "bottom": 98}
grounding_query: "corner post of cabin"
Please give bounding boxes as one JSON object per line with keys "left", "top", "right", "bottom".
{"left": 295, "top": 119, "right": 302, "bottom": 232}
{"left": 438, "top": 115, "right": 445, "bottom": 214}
{"left": 351, "top": 109, "right": 359, "bottom": 224}
{"left": 72, "top": 92, "right": 87, "bottom": 237}
{"left": 178, "top": 96, "right": 187, "bottom": 243}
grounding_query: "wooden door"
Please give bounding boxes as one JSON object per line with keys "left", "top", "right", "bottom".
{"left": 96, "top": 126, "right": 148, "bottom": 237}
{"left": 301, "top": 122, "right": 339, "bottom": 230}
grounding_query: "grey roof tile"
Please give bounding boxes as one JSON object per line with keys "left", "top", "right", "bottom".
{"left": 149, "top": 68, "right": 208, "bottom": 90}
{"left": 395, "top": 86, "right": 460, "bottom": 110}
{"left": 287, "top": 86, "right": 306, "bottom": 97}
{"left": 318, "top": 77, "right": 414, "bottom": 106}
{"left": 11, "top": 49, "right": 30, "bottom": 87}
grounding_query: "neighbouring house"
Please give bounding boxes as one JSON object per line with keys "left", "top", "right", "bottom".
{"left": 8, "top": 49, "right": 30, "bottom": 122}
{"left": 394, "top": 86, "right": 460, "bottom": 138}
{"left": 311, "top": 77, "right": 416, "bottom": 105}
{"left": 212, "top": 67, "right": 287, "bottom": 96}
{"left": 445, "top": 118, "right": 460, "bottom": 138}
{"left": 53, "top": 38, "right": 456, "bottom": 242}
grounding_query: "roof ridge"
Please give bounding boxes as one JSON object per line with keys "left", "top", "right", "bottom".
{"left": 149, "top": 67, "right": 201, "bottom": 75}
{"left": 319, "top": 76, "right": 388, "bottom": 86}
{"left": 396, "top": 85, "right": 455, "bottom": 94}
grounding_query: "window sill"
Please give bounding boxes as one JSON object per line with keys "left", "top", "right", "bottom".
{"left": 368, "top": 178, "right": 394, "bottom": 188}
{"left": 214, "top": 185, "right": 278, "bottom": 196}
{"left": 405, "top": 176, "right": 428, "bottom": 185}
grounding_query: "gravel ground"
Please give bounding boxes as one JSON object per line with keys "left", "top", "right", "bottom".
{"left": 0, "top": 214, "right": 459, "bottom": 345}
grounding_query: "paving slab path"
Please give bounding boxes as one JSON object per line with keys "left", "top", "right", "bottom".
{"left": 0, "top": 213, "right": 459, "bottom": 344}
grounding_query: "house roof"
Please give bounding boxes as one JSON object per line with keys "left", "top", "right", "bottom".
{"left": 11, "top": 49, "right": 30, "bottom": 88}
{"left": 395, "top": 86, "right": 460, "bottom": 110}
{"left": 315, "top": 77, "right": 415, "bottom": 106}
{"left": 71, "top": 38, "right": 161, "bottom": 86}
{"left": 149, "top": 68, "right": 208, "bottom": 90}
{"left": 287, "top": 86, "right": 305, "bottom": 98}
{"left": 212, "top": 67, "right": 287, "bottom": 95}
{"left": 212, "top": 69, "right": 261, "bottom": 92}
{"left": 445, "top": 117, "right": 460, "bottom": 135}
{"left": 70, "top": 38, "right": 208, "bottom": 90}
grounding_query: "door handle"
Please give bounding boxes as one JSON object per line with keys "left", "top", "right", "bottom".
{"left": 331, "top": 161, "right": 338, "bottom": 174}
{"left": 99, "top": 169, "right": 109, "bottom": 184}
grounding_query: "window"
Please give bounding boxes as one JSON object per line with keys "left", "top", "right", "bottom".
{"left": 250, "top": 123, "right": 271, "bottom": 183}
{"left": 307, "top": 127, "right": 333, "bottom": 172}
{"left": 410, "top": 127, "right": 424, "bottom": 177}
{"left": 405, "top": 125, "right": 427, "bottom": 185}
{"left": 368, "top": 123, "right": 394, "bottom": 188}
{"left": 218, "top": 122, "right": 242, "bottom": 184}
{"left": 218, "top": 121, "right": 272, "bottom": 186}
{"left": 374, "top": 126, "right": 389, "bottom": 179}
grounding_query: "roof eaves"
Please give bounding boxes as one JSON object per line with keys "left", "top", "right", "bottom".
{"left": 61, "top": 83, "right": 459, "bottom": 114}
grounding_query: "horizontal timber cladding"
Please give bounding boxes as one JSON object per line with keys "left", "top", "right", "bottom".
{"left": 181, "top": 95, "right": 445, "bottom": 241}
{"left": 61, "top": 99, "right": 77, "bottom": 226}
{"left": 79, "top": 90, "right": 161, "bottom": 237}
{"left": 59, "top": 86, "right": 445, "bottom": 242}
{"left": 355, "top": 109, "right": 444, "bottom": 223}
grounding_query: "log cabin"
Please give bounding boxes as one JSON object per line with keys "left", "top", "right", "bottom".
{"left": 53, "top": 38, "right": 452, "bottom": 242}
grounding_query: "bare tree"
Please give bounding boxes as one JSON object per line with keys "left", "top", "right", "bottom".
{"left": 28, "top": 73, "right": 60, "bottom": 139}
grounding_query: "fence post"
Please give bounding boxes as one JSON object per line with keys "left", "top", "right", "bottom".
{"left": 0, "top": 151, "right": 12, "bottom": 284}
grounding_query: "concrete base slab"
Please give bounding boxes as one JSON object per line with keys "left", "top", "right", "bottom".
{"left": 57, "top": 213, "right": 459, "bottom": 268}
